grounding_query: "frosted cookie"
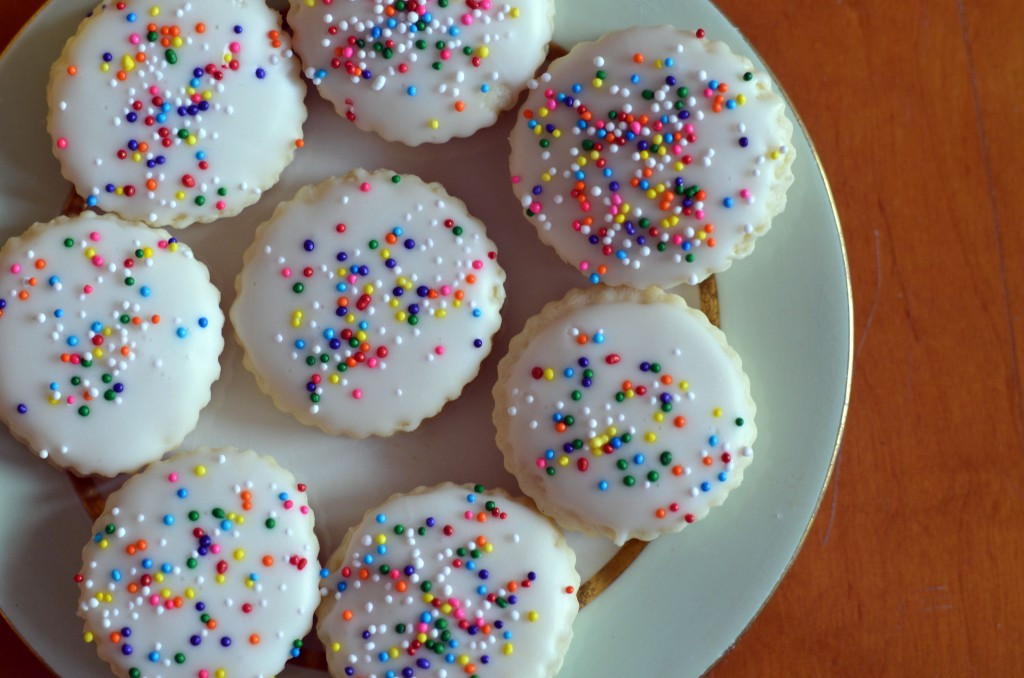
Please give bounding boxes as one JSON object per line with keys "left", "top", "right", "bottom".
{"left": 75, "top": 447, "right": 320, "bottom": 677}
{"left": 317, "top": 483, "right": 580, "bottom": 678}
{"left": 48, "top": 0, "right": 307, "bottom": 228}
{"left": 493, "top": 286, "right": 757, "bottom": 544}
{"left": 509, "top": 26, "right": 795, "bottom": 287}
{"left": 231, "top": 169, "right": 506, "bottom": 437}
{"left": 287, "top": 0, "right": 555, "bottom": 145}
{"left": 0, "top": 213, "right": 223, "bottom": 476}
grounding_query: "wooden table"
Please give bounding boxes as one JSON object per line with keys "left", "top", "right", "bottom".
{"left": 2, "top": 0, "right": 1021, "bottom": 674}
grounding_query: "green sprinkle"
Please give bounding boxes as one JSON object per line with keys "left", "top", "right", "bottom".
{"left": 165, "top": 49, "right": 177, "bottom": 64}
{"left": 293, "top": 282, "right": 304, "bottom": 293}
{"left": 265, "top": 518, "right": 276, "bottom": 529}
{"left": 623, "top": 475, "right": 636, "bottom": 487}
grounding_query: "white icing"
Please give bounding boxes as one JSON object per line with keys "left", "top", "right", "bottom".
{"left": 317, "top": 483, "right": 579, "bottom": 677}
{"left": 230, "top": 169, "right": 506, "bottom": 437}
{"left": 77, "top": 447, "right": 320, "bottom": 677}
{"left": 287, "top": 0, "right": 554, "bottom": 145}
{"left": 48, "top": 0, "right": 307, "bottom": 228}
{"left": 509, "top": 26, "right": 795, "bottom": 287}
{"left": 494, "top": 286, "right": 757, "bottom": 544}
{"left": 0, "top": 213, "right": 223, "bottom": 476}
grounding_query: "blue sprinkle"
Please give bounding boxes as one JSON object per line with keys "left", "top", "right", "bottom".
{"left": 177, "top": 488, "right": 188, "bottom": 498}
{"left": 701, "top": 481, "right": 712, "bottom": 492}
{"left": 376, "top": 513, "right": 387, "bottom": 523}
{"left": 255, "top": 68, "right": 266, "bottom": 79}
{"left": 176, "top": 327, "right": 188, "bottom": 339}
{"left": 198, "top": 317, "right": 209, "bottom": 328}
{"left": 598, "top": 480, "right": 609, "bottom": 491}
{"left": 709, "top": 435, "right": 719, "bottom": 446}
{"left": 163, "top": 514, "right": 174, "bottom": 526}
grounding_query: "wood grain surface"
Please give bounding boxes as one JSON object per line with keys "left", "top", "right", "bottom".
{"left": 2, "top": 0, "right": 1022, "bottom": 675}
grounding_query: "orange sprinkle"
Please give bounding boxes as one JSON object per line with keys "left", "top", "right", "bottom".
{"left": 342, "top": 609, "right": 354, "bottom": 621}
{"left": 564, "top": 586, "right": 575, "bottom": 594}
{"left": 34, "top": 259, "right": 46, "bottom": 269}
{"left": 359, "top": 568, "right": 369, "bottom": 580}
{"left": 207, "top": 619, "right": 217, "bottom": 630}
{"left": 707, "top": 238, "right": 716, "bottom": 247}
{"left": 295, "top": 139, "right": 304, "bottom": 148}
{"left": 195, "top": 22, "right": 205, "bottom": 33}
{"left": 27, "top": 277, "right": 37, "bottom": 286}
{"left": 137, "top": 540, "right": 147, "bottom": 550}
{"left": 132, "top": 316, "right": 142, "bottom": 326}
{"left": 67, "top": 65, "right": 77, "bottom": 76}
{"left": 145, "top": 179, "right": 157, "bottom": 191}
{"left": 464, "top": 665, "right": 476, "bottom": 675}
{"left": 475, "top": 536, "right": 487, "bottom": 546}
{"left": 385, "top": 234, "right": 397, "bottom": 244}
{"left": 242, "top": 502, "right": 252, "bottom": 511}
{"left": 576, "top": 334, "right": 589, "bottom": 345}
{"left": 702, "top": 456, "right": 713, "bottom": 466}
{"left": 249, "top": 634, "right": 260, "bottom": 645}
{"left": 116, "top": 71, "right": 127, "bottom": 81}
{"left": 465, "top": 274, "right": 476, "bottom": 284}
{"left": 110, "top": 632, "right": 121, "bottom": 643}
{"left": 672, "top": 465, "right": 684, "bottom": 476}
{"left": 660, "top": 375, "right": 673, "bottom": 385}
{"left": 83, "top": 392, "right": 93, "bottom": 401}
{"left": 127, "top": 583, "right": 139, "bottom": 593}
{"left": 655, "top": 508, "right": 667, "bottom": 519}
{"left": 17, "top": 291, "right": 29, "bottom": 301}
{"left": 120, "top": 346, "right": 131, "bottom": 357}
{"left": 597, "top": 265, "right": 607, "bottom": 275}
{"left": 454, "top": 100, "right": 465, "bottom": 112}
{"left": 262, "top": 556, "right": 274, "bottom": 566}
{"left": 632, "top": 52, "right": 644, "bottom": 63}
{"left": 476, "top": 512, "right": 487, "bottom": 523}
{"left": 507, "top": 582, "right": 517, "bottom": 592}
{"left": 396, "top": 581, "right": 407, "bottom": 593}
{"left": 151, "top": 315, "right": 161, "bottom": 324}
{"left": 126, "top": 545, "right": 137, "bottom": 555}
{"left": 173, "top": 597, "right": 183, "bottom": 608}
{"left": 554, "top": 422, "right": 566, "bottom": 433}
{"left": 454, "top": 290, "right": 465, "bottom": 301}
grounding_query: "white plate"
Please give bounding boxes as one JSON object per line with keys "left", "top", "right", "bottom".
{"left": 0, "top": 0, "right": 851, "bottom": 675}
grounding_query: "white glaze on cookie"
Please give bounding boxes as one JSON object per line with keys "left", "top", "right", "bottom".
{"left": 48, "top": 0, "right": 307, "bottom": 228}
{"left": 317, "top": 483, "right": 579, "bottom": 678}
{"left": 493, "top": 286, "right": 757, "bottom": 545}
{"left": 509, "top": 26, "right": 795, "bottom": 287}
{"left": 76, "top": 447, "right": 320, "bottom": 678}
{"left": 287, "top": 0, "right": 554, "bottom": 145}
{"left": 230, "top": 169, "right": 506, "bottom": 437}
{"left": 0, "top": 213, "right": 224, "bottom": 476}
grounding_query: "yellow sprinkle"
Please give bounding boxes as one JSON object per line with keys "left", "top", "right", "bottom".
{"left": 363, "top": 283, "right": 374, "bottom": 294}
{"left": 85, "top": 247, "right": 96, "bottom": 258}
{"left": 345, "top": 314, "right": 355, "bottom": 323}
{"left": 396, "top": 311, "right": 407, "bottom": 322}
{"left": 216, "top": 574, "right": 226, "bottom": 584}
{"left": 103, "top": 327, "right": 112, "bottom": 336}
{"left": 558, "top": 455, "right": 569, "bottom": 467}
{"left": 713, "top": 408, "right": 723, "bottom": 417}
{"left": 330, "top": 642, "right": 341, "bottom": 652}
{"left": 356, "top": 331, "right": 367, "bottom": 342}
{"left": 477, "top": 46, "right": 489, "bottom": 58}
{"left": 655, "top": 59, "right": 664, "bottom": 69}
{"left": 436, "top": 309, "right": 447, "bottom": 319}
{"left": 528, "top": 611, "right": 539, "bottom": 622}
{"left": 737, "top": 94, "right": 747, "bottom": 105}
{"left": 458, "top": 655, "right": 470, "bottom": 666}
{"left": 484, "top": 543, "right": 493, "bottom": 553}
{"left": 154, "top": 573, "right": 164, "bottom": 583}
{"left": 172, "top": 37, "right": 183, "bottom": 48}
{"left": 143, "top": 247, "right": 153, "bottom": 258}
{"left": 644, "top": 432, "right": 657, "bottom": 443}
{"left": 83, "top": 632, "right": 94, "bottom": 643}
{"left": 376, "top": 533, "right": 387, "bottom": 545}
{"left": 245, "top": 579, "right": 255, "bottom": 589}
{"left": 329, "top": 374, "right": 340, "bottom": 385}
{"left": 552, "top": 129, "right": 561, "bottom": 138}
{"left": 429, "top": 119, "right": 440, "bottom": 130}
{"left": 185, "top": 588, "right": 195, "bottom": 599}
{"left": 175, "top": 191, "right": 185, "bottom": 200}
{"left": 122, "top": 55, "right": 135, "bottom": 72}
{"left": 503, "top": 643, "right": 514, "bottom": 655}
{"left": 149, "top": 6, "right": 159, "bottom": 16}
{"left": 452, "top": 300, "right": 461, "bottom": 308}
{"left": 770, "top": 149, "right": 781, "bottom": 160}
{"left": 100, "top": 63, "right": 109, "bottom": 73}
{"left": 160, "top": 588, "right": 171, "bottom": 599}
{"left": 680, "top": 381, "right": 690, "bottom": 391}
{"left": 186, "top": 135, "right": 197, "bottom": 146}
{"left": 538, "top": 107, "right": 549, "bottom": 118}
{"left": 215, "top": 671, "right": 226, "bottom": 678}
{"left": 338, "top": 267, "right": 349, "bottom": 277}
{"left": 510, "top": 7, "right": 520, "bottom": 18}
{"left": 674, "top": 161, "right": 684, "bottom": 171}
{"left": 592, "top": 78, "right": 603, "bottom": 88}
{"left": 98, "top": 539, "right": 108, "bottom": 549}
{"left": 541, "top": 172, "right": 552, "bottom": 182}
{"left": 390, "top": 647, "right": 400, "bottom": 658}
{"left": 132, "top": 152, "right": 142, "bottom": 163}
{"left": 543, "top": 368, "right": 555, "bottom": 381}
{"left": 195, "top": 465, "right": 206, "bottom": 477}
{"left": 92, "top": 348, "right": 103, "bottom": 358}
{"left": 653, "top": 412, "right": 664, "bottom": 423}
{"left": 234, "top": 548, "right": 245, "bottom": 561}
{"left": 441, "top": 603, "right": 453, "bottom": 614}
{"left": 423, "top": 593, "right": 434, "bottom": 604}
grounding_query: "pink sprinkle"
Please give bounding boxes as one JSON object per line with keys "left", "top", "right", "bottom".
{"left": 359, "top": 182, "right": 371, "bottom": 192}
{"left": 229, "top": 42, "right": 241, "bottom": 53}
{"left": 347, "top": 274, "right": 358, "bottom": 285}
{"left": 529, "top": 201, "right": 542, "bottom": 213}
{"left": 471, "top": 260, "right": 483, "bottom": 270}
{"left": 740, "top": 188, "right": 752, "bottom": 198}
{"left": 672, "top": 234, "right": 684, "bottom": 245}
{"left": 544, "top": 88, "right": 555, "bottom": 98}
{"left": 440, "top": 49, "right": 451, "bottom": 60}
{"left": 83, "top": 285, "right": 93, "bottom": 294}
{"left": 684, "top": 124, "right": 695, "bottom": 134}
{"left": 130, "top": 33, "right": 140, "bottom": 45}
{"left": 57, "top": 137, "right": 68, "bottom": 149}
{"left": 300, "top": 506, "right": 310, "bottom": 515}
{"left": 168, "top": 472, "right": 179, "bottom": 482}
{"left": 89, "top": 231, "right": 101, "bottom": 242}
{"left": 149, "top": 595, "right": 160, "bottom": 606}
{"left": 352, "top": 389, "right": 363, "bottom": 399}
{"left": 215, "top": 201, "right": 226, "bottom": 211}
{"left": 284, "top": 500, "right": 294, "bottom": 509}
{"left": 579, "top": 262, "right": 590, "bottom": 271}
{"left": 210, "top": 544, "right": 220, "bottom": 555}
{"left": 92, "top": 256, "right": 104, "bottom": 267}
{"left": 342, "top": 46, "right": 354, "bottom": 58}
{"left": 164, "top": 600, "right": 174, "bottom": 609}
{"left": 281, "top": 267, "right": 292, "bottom": 278}
{"left": 9, "top": 264, "right": 20, "bottom": 274}
{"left": 199, "top": 672, "right": 209, "bottom": 678}
{"left": 695, "top": 210, "right": 705, "bottom": 220}
{"left": 454, "top": 608, "right": 466, "bottom": 620}
{"left": 367, "top": 357, "right": 378, "bottom": 368}
{"left": 67, "top": 396, "right": 76, "bottom": 405}
{"left": 511, "top": 175, "right": 520, "bottom": 184}
{"left": 417, "top": 623, "right": 429, "bottom": 633}
{"left": 434, "top": 346, "right": 444, "bottom": 356}
{"left": 157, "top": 240, "right": 168, "bottom": 248}
{"left": 440, "top": 285, "right": 451, "bottom": 296}
{"left": 461, "top": 13, "right": 474, "bottom": 25}
{"left": 704, "top": 87, "right": 714, "bottom": 97}
{"left": 149, "top": 86, "right": 159, "bottom": 95}
{"left": 463, "top": 511, "right": 472, "bottom": 519}
{"left": 390, "top": 569, "right": 400, "bottom": 580}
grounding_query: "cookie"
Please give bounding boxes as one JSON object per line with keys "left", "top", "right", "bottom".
{"left": 317, "top": 483, "right": 580, "bottom": 678}
{"left": 230, "top": 169, "right": 506, "bottom": 437}
{"left": 493, "top": 285, "right": 757, "bottom": 544}
{"left": 47, "top": 0, "right": 307, "bottom": 228}
{"left": 509, "top": 26, "right": 795, "bottom": 287}
{"left": 0, "top": 212, "right": 224, "bottom": 476}
{"left": 287, "top": 0, "right": 555, "bottom": 145}
{"left": 75, "top": 447, "right": 320, "bottom": 678}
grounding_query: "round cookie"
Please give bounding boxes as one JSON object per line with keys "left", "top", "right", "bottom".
{"left": 509, "top": 26, "right": 795, "bottom": 287}
{"left": 493, "top": 285, "right": 757, "bottom": 544}
{"left": 317, "top": 483, "right": 580, "bottom": 678}
{"left": 230, "top": 169, "right": 506, "bottom": 437}
{"left": 75, "top": 447, "right": 320, "bottom": 678}
{"left": 287, "top": 0, "right": 554, "bottom": 145}
{"left": 48, "top": 0, "right": 307, "bottom": 228}
{"left": 0, "top": 212, "right": 224, "bottom": 476}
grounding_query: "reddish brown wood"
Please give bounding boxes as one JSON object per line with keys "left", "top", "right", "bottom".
{"left": 2, "top": 0, "right": 1022, "bottom": 675}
